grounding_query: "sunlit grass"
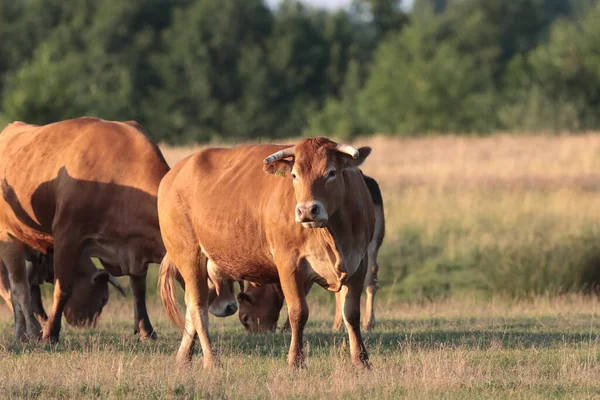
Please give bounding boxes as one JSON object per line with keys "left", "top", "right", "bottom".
{"left": 3, "top": 296, "right": 600, "bottom": 399}
{"left": 4, "top": 134, "right": 600, "bottom": 398}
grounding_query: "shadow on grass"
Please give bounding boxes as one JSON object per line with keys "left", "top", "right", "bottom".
{"left": 2, "top": 317, "right": 599, "bottom": 357}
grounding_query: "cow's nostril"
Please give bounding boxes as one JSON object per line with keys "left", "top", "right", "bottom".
{"left": 226, "top": 304, "right": 237, "bottom": 315}
{"left": 310, "top": 204, "right": 319, "bottom": 216}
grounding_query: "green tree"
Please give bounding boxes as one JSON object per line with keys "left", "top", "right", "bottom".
{"left": 359, "top": 12, "right": 496, "bottom": 134}
{"left": 309, "top": 60, "right": 368, "bottom": 138}
{"left": 2, "top": 0, "right": 178, "bottom": 129}
{"left": 145, "top": 0, "right": 275, "bottom": 143}
{"left": 500, "top": 2, "right": 600, "bottom": 131}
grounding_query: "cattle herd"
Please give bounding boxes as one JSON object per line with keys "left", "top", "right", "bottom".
{"left": 0, "top": 117, "right": 385, "bottom": 369}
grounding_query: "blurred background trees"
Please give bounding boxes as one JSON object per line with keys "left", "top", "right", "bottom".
{"left": 0, "top": 0, "right": 596, "bottom": 143}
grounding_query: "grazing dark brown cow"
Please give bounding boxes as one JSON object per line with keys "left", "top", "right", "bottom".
{"left": 0, "top": 117, "right": 168, "bottom": 342}
{"left": 0, "top": 249, "right": 126, "bottom": 327}
{"left": 159, "top": 137, "right": 375, "bottom": 369}
{"left": 238, "top": 173, "right": 385, "bottom": 333}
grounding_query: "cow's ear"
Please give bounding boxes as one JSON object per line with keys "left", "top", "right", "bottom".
{"left": 91, "top": 270, "right": 110, "bottom": 285}
{"left": 237, "top": 292, "right": 253, "bottom": 304}
{"left": 263, "top": 159, "right": 293, "bottom": 177}
{"left": 342, "top": 146, "right": 371, "bottom": 169}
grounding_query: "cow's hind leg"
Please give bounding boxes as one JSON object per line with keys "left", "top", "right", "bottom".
{"left": 42, "top": 235, "right": 79, "bottom": 344}
{"left": 130, "top": 273, "right": 157, "bottom": 340}
{"left": 0, "top": 260, "right": 13, "bottom": 312}
{"left": 177, "top": 253, "right": 218, "bottom": 368}
{"left": 0, "top": 239, "right": 41, "bottom": 341}
{"left": 363, "top": 247, "right": 380, "bottom": 331}
{"left": 176, "top": 304, "right": 198, "bottom": 364}
{"left": 340, "top": 259, "right": 370, "bottom": 368}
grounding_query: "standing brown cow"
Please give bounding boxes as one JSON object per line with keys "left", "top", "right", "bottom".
{"left": 0, "top": 117, "right": 168, "bottom": 343}
{"left": 238, "top": 173, "right": 385, "bottom": 333}
{"left": 159, "top": 137, "right": 375, "bottom": 369}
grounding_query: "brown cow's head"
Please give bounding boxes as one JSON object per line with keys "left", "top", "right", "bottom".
{"left": 237, "top": 283, "right": 284, "bottom": 333}
{"left": 64, "top": 270, "right": 127, "bottom": 327}
{"left": 263, "top": 137, "right": 371, "bottom": 228}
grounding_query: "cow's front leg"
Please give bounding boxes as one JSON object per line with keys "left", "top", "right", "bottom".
{"left": 130, "top": 273, "right": 157, "bottom": 340}
{"left": 332, "top": 292, "right": 343, "bottom": 332}
{"left": 282, "top": 280, "right": 313, "bottom": 332}
{"left": 279, "top": 261, "right": 309, "bottom": 369}
{"left": 30, "top": 284, "right": 48, "bottom": 324}
{"left": 42, "top": 238, "right": 78, "bottom": 344}
{"left": 340, "top": 259, "right": 370, "bottom": 368}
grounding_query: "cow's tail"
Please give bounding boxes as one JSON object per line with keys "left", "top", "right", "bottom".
{"left": 158, "top": 252, "right": 185, "bottom": 330}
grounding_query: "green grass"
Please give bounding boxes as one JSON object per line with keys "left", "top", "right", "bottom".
{"left": 2, "top": 296, "right": 600, "bottom": 399}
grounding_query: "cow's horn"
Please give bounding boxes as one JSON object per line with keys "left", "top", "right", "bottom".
{"left": 264, "top": 146, "right": 295, "bottom": 164}
{"left": 335, "top": 143, "right": 360, "bottom": 159}
{"left": 108, "top": 275, "right": 127, "bottom": 297}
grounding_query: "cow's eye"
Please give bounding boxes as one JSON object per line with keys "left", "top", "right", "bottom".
{"left": 326, "top": 170, "right": 336, "bottom": 179}
{"left": 291, "top": 172, "right": 297, "bottom": 180}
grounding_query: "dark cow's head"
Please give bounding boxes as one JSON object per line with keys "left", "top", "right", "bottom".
{"left": 263, "top": 137, "right": 371, "bottom": 228}
{"left": 64, "top": 270, "right": 126, "bottom": 327}
{"left": 31, "top": 251, "right": 127, "bottom": 328}
{"left": 237, "top": 283, "right": 284, "bottom": 333}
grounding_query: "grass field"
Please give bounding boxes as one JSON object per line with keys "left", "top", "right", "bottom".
{"left": 3, "top": 133, "right": 600, "bottom": 398}
{"left": 3, "top": 296, "right": 600, "bottom": 399}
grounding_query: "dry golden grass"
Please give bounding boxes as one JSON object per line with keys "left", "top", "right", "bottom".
{"left": 161, "top": 133, "right": 600, "bottom": 190}
{"left": 2, "top": 295, "right": 600, "bottom": 399}
{"left": 3, "top": 134, "right": 600, "bottom": 398}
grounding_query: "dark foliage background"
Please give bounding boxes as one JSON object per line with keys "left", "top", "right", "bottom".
{"left": 0, "top": 0, "right": 596, "bottom": 142}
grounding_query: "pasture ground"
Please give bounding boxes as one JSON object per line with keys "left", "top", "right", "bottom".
{"left": 2, "top": 296, "right": 600, "bottom": 399}
{"left": 4, "top": 134, "right": 600, "bottom": 398}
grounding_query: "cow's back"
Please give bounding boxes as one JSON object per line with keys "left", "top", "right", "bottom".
{"left": 0, "top": 117, "right": 169, "bottom": 252}
{"left": 160, "top": 144, "right": 297, "bottom": 283}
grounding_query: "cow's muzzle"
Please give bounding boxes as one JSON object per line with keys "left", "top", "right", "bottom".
{"left": 295, "top": 201, "right": 328, "bottom": 228}
{"left": 209, "top": 299, "right": 238, "bottom": 318}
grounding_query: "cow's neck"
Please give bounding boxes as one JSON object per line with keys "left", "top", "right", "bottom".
{"left": 302, "top": 208, "right": 365, "bottom": 292}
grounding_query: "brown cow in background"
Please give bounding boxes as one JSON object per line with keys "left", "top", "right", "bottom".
{"left": 0, "top": 117, "right": 169, "bottom": 343}
{"left": 238, "top": 173, "right": 385, "bottom": 333}
{"left": 159, "top": 137, "right": 375, "bottom": 369}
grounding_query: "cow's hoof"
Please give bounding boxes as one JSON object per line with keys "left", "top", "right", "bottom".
{"left": 363, "top": 322, "right": 375, "bottom": 331}
{"left": 17, "top": 333, "right": 38, "bottom": 343}
{"left": 202, "top": 357, "right": 222, "bottom": 369}
{"left": 353, "top": 357, "right": 372, "bottom": 370}
{"left": 42, "top": 334, "right": 59, "bottom": 345}
{"left": 138, "top": 331, "right": 158, "bottom": 341}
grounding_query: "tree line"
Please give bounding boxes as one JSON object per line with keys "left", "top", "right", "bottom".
{"left": 0, "top": 0, "right": 597, "bottom": 144}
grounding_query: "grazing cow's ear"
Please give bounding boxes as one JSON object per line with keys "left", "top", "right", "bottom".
{"left": 342, "top": 146, "right": 371, "bottom": 169}
{"left": 237, "top": 292, "right": 253, "bottom": 304}
{"left": 263, "top": 159, "right": 293, "bottom": 177}
{"left": 91, "top": 270, "right": 110, "bottom": 285}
